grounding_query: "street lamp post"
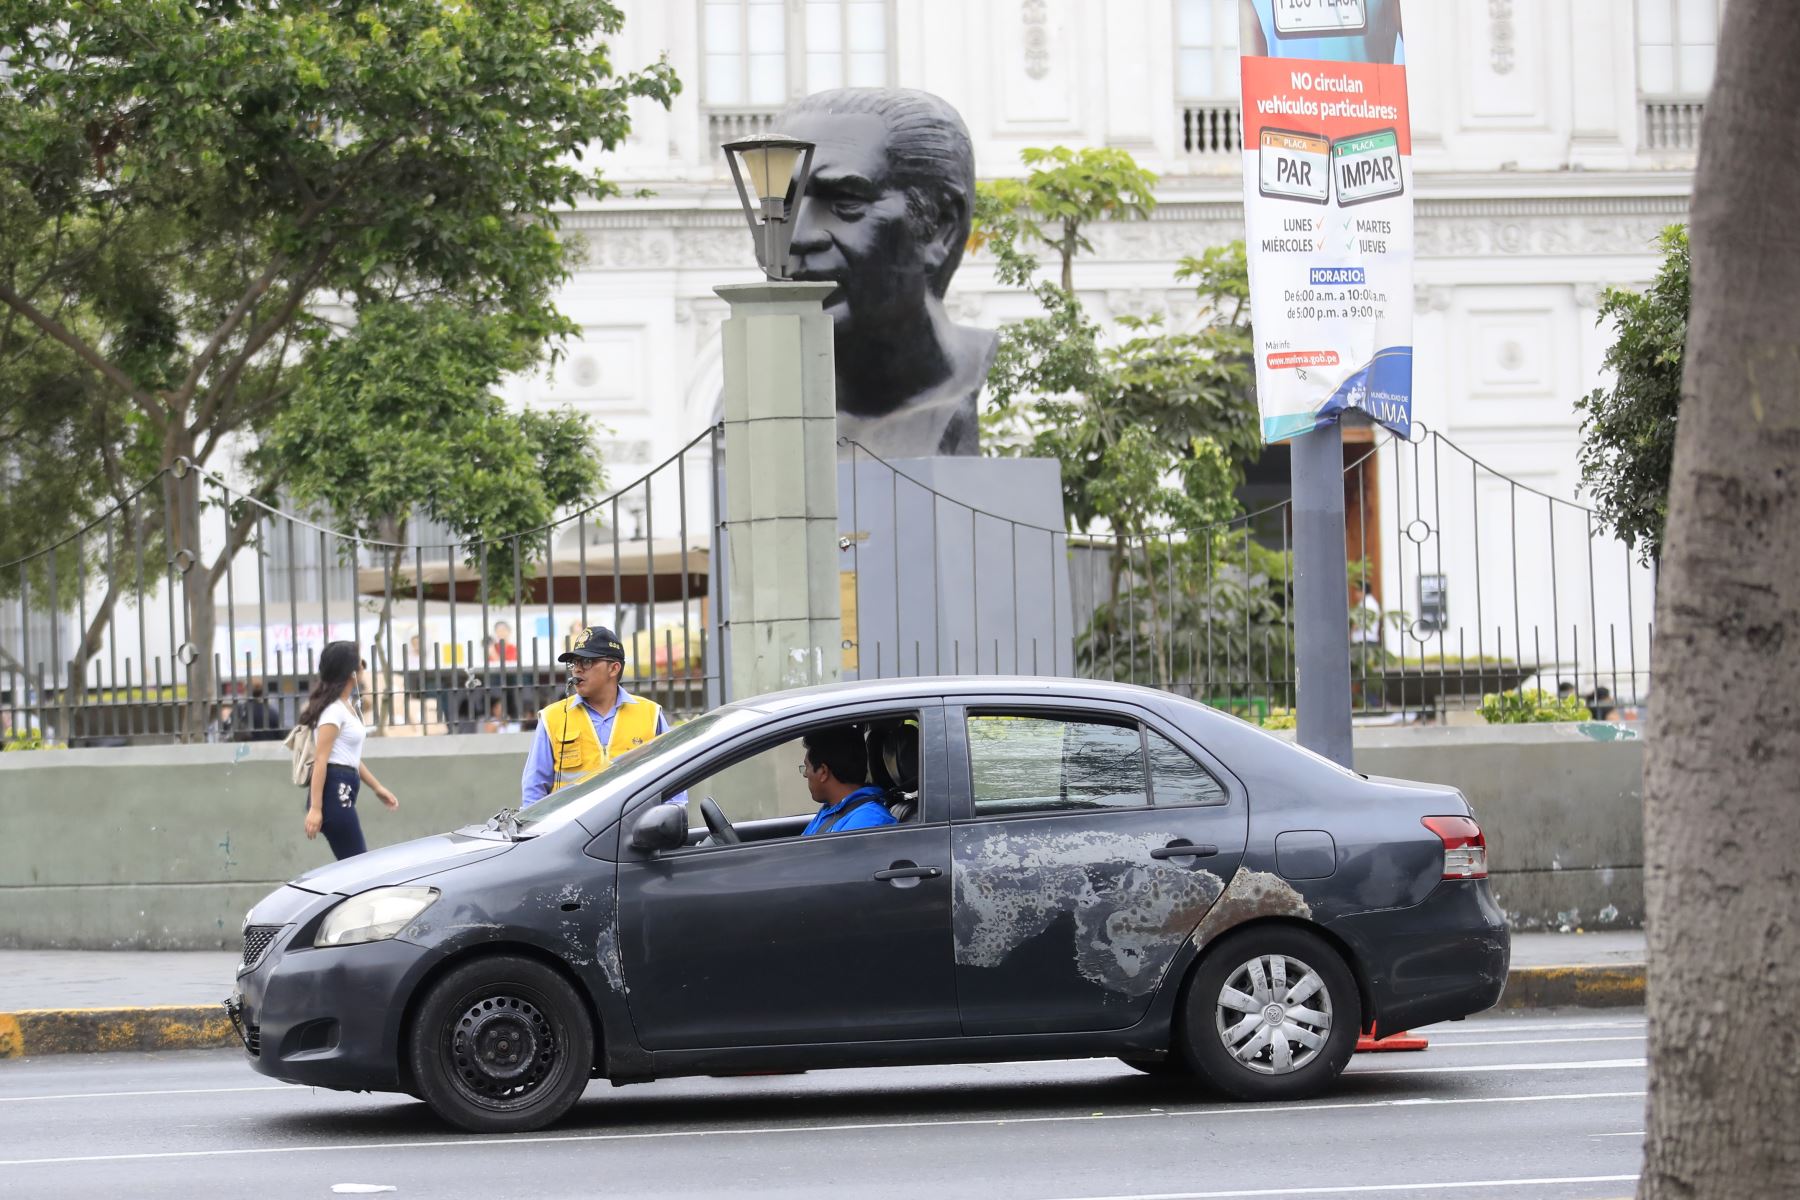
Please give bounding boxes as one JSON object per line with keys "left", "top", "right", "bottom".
{"left": 721, "top": 134, "right": 816, "bottom": 281}
{"left": 714, "top": 133, "right": 840, "bottom": 702}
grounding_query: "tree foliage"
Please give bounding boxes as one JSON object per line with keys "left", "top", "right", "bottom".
{"left": 0, "top": 0, "right": 676, "bottom": 723}
{"left": 971, "top": 147, "right": 1268, "bottom": 693}
{"left": 1574, "top": 225, "right": 1687, "bottom": 565}
{"left": 256, "top": 302, "right": 601, "bottom": 559}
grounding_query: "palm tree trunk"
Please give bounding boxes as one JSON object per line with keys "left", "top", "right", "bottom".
{"left": 1640, "top": 2, "right": 1800, "bottom": 1195}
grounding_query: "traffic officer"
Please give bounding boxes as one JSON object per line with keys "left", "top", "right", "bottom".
{"left": 520, "top": 624, "right": 671, "bottom": 807}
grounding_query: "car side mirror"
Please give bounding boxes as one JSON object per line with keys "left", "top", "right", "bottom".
{"left": 629, "top": 802, "right": 688, "bottom": 853}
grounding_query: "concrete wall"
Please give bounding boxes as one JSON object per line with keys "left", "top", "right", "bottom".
{"left": 0, "top": 722, "right": 1643, "bottom": 949}
{"left": 1350, "top": 722, "right": 1645, "bottom": 932}
{"left": 0, "top": 735, "right": 534, "bottom": 950}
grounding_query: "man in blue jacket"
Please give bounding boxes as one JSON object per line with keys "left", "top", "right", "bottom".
{"left": 800, "top": 725, "right": 898, "bottom": 836}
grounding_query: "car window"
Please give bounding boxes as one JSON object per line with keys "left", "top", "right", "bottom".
{"left": 515, "top": 709, "right": 732, "bottom": 829}
{"left": 1146, "top": 730, "right": 1228, "bottom": 807}
{"left": 669, "top": 713, "right": 922, "bottom": 832}
{"left": 966, "top": 713, "right": 1148, "bottom": 817}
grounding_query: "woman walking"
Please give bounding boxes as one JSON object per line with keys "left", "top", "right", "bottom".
{"left": 299, "top": 641, "right": 398, "bottom": 858}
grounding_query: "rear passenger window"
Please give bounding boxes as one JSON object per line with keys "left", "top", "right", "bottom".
{"left": 967, "top": 714, "right": 1148, "bottom": 817}
{"left": 1147, "top": 731, "right": 1228, "bottom": 807}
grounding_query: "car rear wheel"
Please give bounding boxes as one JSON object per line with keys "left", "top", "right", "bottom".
{"left": 1180, "top": 926, "right": 1359, "bottom": 1102}
{"left": 408, "top": 954, "right": 595, "bottom": 1133}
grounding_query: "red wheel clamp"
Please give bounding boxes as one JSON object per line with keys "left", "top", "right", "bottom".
{"left": 1354, "top": 1021, "right": 1429, "bottom": 1052}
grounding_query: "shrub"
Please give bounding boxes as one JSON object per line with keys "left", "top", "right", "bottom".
{"left": 1478, "top": 689, "right": 1592, "bottom": 724}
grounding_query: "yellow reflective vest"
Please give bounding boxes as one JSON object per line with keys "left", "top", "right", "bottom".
{"left": 537, "top": 693, "right": 663, "bottom": 795}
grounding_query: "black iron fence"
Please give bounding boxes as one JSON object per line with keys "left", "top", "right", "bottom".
{"left": 840, "top": 426, "right": 1654, "bottom": 725}
{"left": 2, "top": 429, "right": 721, "bottom": 747}
{"left": 2, "top": 422, "right": 1653, "bottom": 747}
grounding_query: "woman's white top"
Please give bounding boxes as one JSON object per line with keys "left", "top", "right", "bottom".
{"left": 317, "top": 698, "right": 366, "bottom": 768}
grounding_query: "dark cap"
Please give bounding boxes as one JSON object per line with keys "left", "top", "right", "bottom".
{"left": 558, "top": 625, "right": 626, "bottom": 664}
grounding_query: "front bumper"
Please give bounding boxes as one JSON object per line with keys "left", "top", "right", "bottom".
{"left": 233, "top": 927, "right": 444, "bottom": 1092}
{"left": 1332, "top": 878, "right": 1511, "bottom": 1033}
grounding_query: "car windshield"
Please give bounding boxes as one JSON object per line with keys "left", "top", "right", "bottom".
{"left": 513, "top": 708, "right": 736, "bottom": 830}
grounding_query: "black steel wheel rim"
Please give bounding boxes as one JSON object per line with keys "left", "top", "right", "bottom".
{"left": 442, "top": 987, "right": 564, "bottom": 1112}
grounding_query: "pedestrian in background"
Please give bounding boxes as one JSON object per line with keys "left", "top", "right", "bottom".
{"left": 298, "top": 641, "right": 398, "bottom": 859}
{"left": 232, "top": 678, "right": 286, "bottom": 742}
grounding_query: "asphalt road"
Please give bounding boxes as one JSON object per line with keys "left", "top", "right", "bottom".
{"left": 0, "top": 1008, "right": 1647, "bottom": 1200}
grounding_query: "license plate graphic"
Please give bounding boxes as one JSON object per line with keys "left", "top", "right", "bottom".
{"left": 1331, "top": 128, "right": 1404, "bottom": 206}
{"left": 1274, "top": 0, "right": 1368, "bottom": 37}
{"left": 1260, "top": 129, "right": 1332, "bottom": 205}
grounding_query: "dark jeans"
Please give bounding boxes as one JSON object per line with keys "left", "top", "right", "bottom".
{"left": 311, "top": 763, "right": 367, "bottom": 859}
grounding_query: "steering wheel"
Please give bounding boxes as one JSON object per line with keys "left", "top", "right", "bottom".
{"left": 700, "top": 796, "right": 740, "bottom": 845}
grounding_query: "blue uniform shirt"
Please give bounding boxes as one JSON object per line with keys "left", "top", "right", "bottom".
{"left": 520, "top": 688, "right": 672, "bottom": 808}
{"left": 802, "top": 786, "right": 898, "bottom": 836}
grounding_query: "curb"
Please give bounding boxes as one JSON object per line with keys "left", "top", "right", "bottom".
{"left": 0, "top": 1005, "right": 237, "bottom": 1059}
{"left": 1495, "top": 963, "right": 1645, "bottom": 1009}
{"left": 1, "top": 964, "right": 1648, "bottom": 1059}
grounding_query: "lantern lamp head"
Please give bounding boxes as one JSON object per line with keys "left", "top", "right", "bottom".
{"left": 722, "top": 133, "right": 816, "bottom": 281}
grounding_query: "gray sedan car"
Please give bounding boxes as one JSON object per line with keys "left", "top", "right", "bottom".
{"left": 230, "top": 677, "right": 1509, "bottom": 1132}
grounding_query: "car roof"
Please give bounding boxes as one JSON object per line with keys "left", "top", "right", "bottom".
{"left": 734, "top": 675, "right": 1195, "bottom": 716}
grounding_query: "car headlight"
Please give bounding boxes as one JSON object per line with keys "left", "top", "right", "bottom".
{"left": 315, "top": 886, "right": 440, "bottom": 948}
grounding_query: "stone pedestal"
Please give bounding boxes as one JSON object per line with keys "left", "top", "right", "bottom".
{"left": 837, "top": 456, "right": 1073, "bottom": 679}
{"left": 716, "top": 281, "right": 843, "bottom": 701}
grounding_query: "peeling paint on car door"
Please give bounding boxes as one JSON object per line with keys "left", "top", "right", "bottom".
{"left": 949, "top": 706, "right": 1250, "bottom": 1037}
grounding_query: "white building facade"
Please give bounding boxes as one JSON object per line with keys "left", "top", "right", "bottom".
{"left": 507, "top": 0, "right": 1708, "bottom": 702}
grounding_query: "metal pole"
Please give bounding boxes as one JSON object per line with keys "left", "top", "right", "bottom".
{"left": 1291, "top": 421, "right": 1354, "bottom": 768}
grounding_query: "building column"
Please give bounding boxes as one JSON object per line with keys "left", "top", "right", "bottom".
{"left": 716, "top": 281, "right": 842, "bottom": 701}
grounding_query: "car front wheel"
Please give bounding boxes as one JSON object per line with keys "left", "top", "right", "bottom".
{"left": 407, "top": 954, "right": 595, "bottom": 1133}
{"left": 1181, "top": 925, "right": 1359, "bottom": 1102}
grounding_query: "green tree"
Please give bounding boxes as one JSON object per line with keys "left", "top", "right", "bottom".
{"left": 0, "top": 0, "right": 676, "bottom": 734}
{"left": 972, "top": 148, "right": 1264, "bottom": 691}
{"left": 1574, "top": 225, "right": 1687, "bottom": 565}
{"left": 253, "top": 301, "right": 603, "bottom": 708}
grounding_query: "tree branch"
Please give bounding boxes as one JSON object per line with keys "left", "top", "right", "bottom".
{"left": 170, "top": 251, "right": 291, "bottom": 413}
{"left": 0, "top": 281, "right": 160, "bottom": 424}
{"left": 190, "top": 246, "right": 332, "bottom": 439}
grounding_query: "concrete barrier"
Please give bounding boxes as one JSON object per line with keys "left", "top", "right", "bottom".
{"left": 1349, "top": 721, "right": 1644, "bottom": 932}
{"left": 0, "top": 734, "right": 533, "bottom": 949}
{"left": 0, "top": 721, "right": 1643, "bottom": 949}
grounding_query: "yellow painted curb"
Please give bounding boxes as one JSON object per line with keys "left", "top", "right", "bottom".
{"left": 0, "top": 964, "right": 1645, "bottom": 1057}
{"left": 1497, "top": 963, "right": 1646, "bottom": 1009}
{"left": 0, "top": 1005, "right": 237, "bottom": 1059}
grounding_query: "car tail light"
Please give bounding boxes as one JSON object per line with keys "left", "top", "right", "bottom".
{"left": 1422, "top": 816, "right": 1488, "bottom": 879}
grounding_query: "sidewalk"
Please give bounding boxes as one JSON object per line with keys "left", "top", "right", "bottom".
{"left": 0, "top": 932, "right": 1645, "bottom": 1059}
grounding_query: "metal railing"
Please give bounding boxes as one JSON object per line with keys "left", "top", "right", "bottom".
{"left": 839, "top": 427, "right": 1655, "bottom": 724}
{"left": 2, "top": 421, "right": 1656, "bottom": 746}
{"left": 2, "top": 429, "right": 721, "bottom": 747}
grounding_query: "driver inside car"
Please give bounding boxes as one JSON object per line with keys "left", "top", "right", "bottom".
{"left": 799, "top": 726, "right": 898, "bottom": 836}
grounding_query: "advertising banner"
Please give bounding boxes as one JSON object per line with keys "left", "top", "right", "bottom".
{"left": 1238, "top": 0, "right": 1413, "bottom": 443}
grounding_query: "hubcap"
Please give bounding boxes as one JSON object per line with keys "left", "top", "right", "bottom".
{"left": 1214, "top": 953, "right": 1333, "bottom": 1076}
{"left": 447, "top": 993, "right": 559, "bottom": 1109}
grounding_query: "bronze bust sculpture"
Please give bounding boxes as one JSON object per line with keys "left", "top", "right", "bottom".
{"left": 774, "top": 88, "right": 997, "bottom": 458}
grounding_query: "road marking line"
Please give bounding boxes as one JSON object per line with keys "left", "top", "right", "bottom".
{"left": 0, "top": 1090, "right": 1646, "bottom": 1168}
{"left": 0, "top": 1085, "right": 290, "bottom": 1104}
{"left": 1400, "top": 1035, "right": 1645, "bottom": 1049}
{"left": 1039, "top": 1175, "right": 1640, "bottom": 1199}
{"left": 1430, "top": 1021, "right": 1644, "bottom": 1035}
{"left": 1353, "top": 1058, "right": 1645, "bottom": 1076}
{"left": 1589, "top": 1131, "right": 1645, "bottom": 1138}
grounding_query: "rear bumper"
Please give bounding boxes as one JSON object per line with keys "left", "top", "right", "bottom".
{"left": 235, "top": 930, "right": 443, "bottom": 1092}
{"left": 1332, "top": 878, "right": 1511, "bottom": 1033}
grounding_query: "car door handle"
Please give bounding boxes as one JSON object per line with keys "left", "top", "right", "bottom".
{"left": 873, "top": 865, "right": 942, "bottom": 881}
{"left": 1151, "top": 843, "right": 1219, "bottom": 860}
